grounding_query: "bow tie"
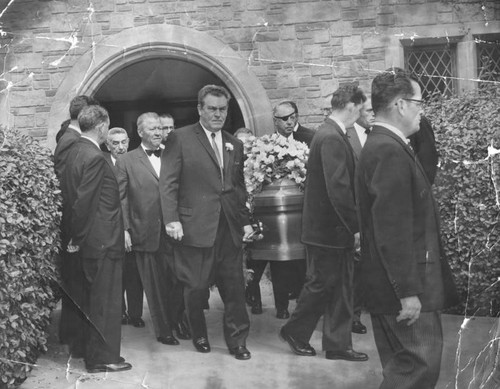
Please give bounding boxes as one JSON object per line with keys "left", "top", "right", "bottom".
{"left": 145, "top": 148, "right": 161, "bottom": 158}
{"left": 365, "top": 128, "right": 371, "bottom": 135}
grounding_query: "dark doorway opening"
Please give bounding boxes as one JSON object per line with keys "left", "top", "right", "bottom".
{"left": 94, "top": 57, "right": 245, "bottom": 150}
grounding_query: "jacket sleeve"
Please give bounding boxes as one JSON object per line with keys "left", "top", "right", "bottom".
{"left": 369, "top": 146, "right": 423, "bottom": 299}
{"left": 320, "top": 134, "right": 358, "bottom": 234}
{"left": 116, "top": 157, "right": 130, "bottom": 231}
{"left": 160, "top": 131, "right": 182, "bottom": 224}
{"left": 71, "top": 154, "right": 105, "bottom": 247}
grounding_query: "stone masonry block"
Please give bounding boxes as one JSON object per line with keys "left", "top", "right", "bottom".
{"left": 280, "top": 25, "right": 296, "bottom": 40}
{"left": 343, "top": 35, "right": 363, "bottom": 55}
{"left": 258, "top": 40, "right": 302, "bottom": 63}
{"left": 269, "top": 2, "right": 341, "bottom": 24}
{"left": 109, "top": 13, "right": 134, "bottom": 30}
{"left": 330, "top": 21, "right": 353, "bottom": 37}
{"left": 395, "top": 4, "right": 438, "bottom": 25}
{"left": 276, "top": 69, "right": 300, "bottom": 88}
{"left": 313, "top": 29, "right": 330, "bottom": 44}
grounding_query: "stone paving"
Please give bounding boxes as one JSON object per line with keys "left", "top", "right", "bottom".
{"left": 20, "top": 280, "right": 498, "bottom": 389}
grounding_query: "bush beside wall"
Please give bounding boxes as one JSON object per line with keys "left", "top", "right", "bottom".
{"left": 427, "top": 86, "right": 500, "bottom": 317}
{"left": 0, "top": 128, "right": 61, "bottom": 388}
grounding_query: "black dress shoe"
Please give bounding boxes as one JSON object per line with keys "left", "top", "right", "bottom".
{"left": 121, "top": 314, "right": 129, "bottom": 325}
{"left": 193, "top": 337, "right": 211, "bottom": 353}
{"left": 352, "top": 320, "right": 367, "bottom": 334}
{"left": 251, "top": 302, "right": 263, "bottom": 315}
{"left": 157, "top": 335, "right": 180, "bottom": 346}
{"left": 229, "top": 346, "right": 251, "bottom": 360}
{"left": 276, "top": 309, "right": 290, "bottom": 319}
{"left": 279, "top": 327, "right": 316, "bottom": 356}
{"left": 325, "top": 349, "right": 368, "bottom": 362}
{"left": 174, "top": 322, "right": 191, "bottom": 340}
{"left": 86, "top": 361, "right": 132, "bottom": 373}
{"left": 130, "top": 317, "right": 145, "bottom": 328}
{"left": 245, "top": 288, "right": 257, "bottom": 306}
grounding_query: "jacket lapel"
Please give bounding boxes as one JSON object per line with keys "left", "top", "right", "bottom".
{"left": 221, "top": 132, "right": 234, "bottom": 182}
{"left": 136, "top": 147, "right": 159, "bottom": 181}
{"left": 194, "top": 124, "right": 222, "bottom": 170}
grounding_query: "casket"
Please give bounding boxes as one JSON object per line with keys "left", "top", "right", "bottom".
{"left": 249, "top": 178, "right": 305, "bottom": 261}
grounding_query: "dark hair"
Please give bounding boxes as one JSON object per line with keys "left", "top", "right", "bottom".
{"left": 69, "top": 95, "right": 99, "bottom": 120}
{"left": 234, "top": 127, "right": 254, "bottom": 137}
{"left": 78, "top": 105, "right": 109, "bottom": 133}
{"left": 198, "top": 85, "right": 231, "bottom": 107}
{"left": 330, "top": 85, "right": 366, "bottom": 110}
{"left": 371, "top": 67, "right": 418, "bottom": 114}
{"left": 55, "top": 119, "right": 71, "bottom": 143}
{"left": 159, "top": 113, "right": 174, "bottom": 120}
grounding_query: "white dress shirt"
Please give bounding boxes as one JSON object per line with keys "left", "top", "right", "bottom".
{"left": 141, "top": 143, "right": 161, "bottom": 177}
{"left": 353, "top": 122, "right": 368, "bottom": 147}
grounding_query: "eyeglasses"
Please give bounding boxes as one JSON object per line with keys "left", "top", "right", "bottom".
{"left": 274, "top": 113, "right": 297, "bottom": 122}
{"left": 402, "top": 98, "right": 424, "bottom": 107}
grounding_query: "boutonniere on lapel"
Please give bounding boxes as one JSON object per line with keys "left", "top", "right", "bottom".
{"left": 225, "top": 142, "right": 234, "bottom": 152}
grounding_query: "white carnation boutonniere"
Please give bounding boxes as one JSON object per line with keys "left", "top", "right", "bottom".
{"left": 225, "top": 142, "right": 234, "bottom": 152}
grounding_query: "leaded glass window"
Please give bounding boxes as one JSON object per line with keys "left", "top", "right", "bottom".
{"left": 476, "top": 34, "right": 500, "bottom": 82}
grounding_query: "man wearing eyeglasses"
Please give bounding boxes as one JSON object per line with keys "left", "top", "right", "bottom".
{"left": 160, "top": 113, "right": 175, "bottom": 145}
{"left": 356, "top": 68, "right": 458, "bottom": 388}
{"left": 273, "top": 100, "right": 315, "bottom": 146}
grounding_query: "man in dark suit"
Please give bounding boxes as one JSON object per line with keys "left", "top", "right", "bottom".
{"left": 345, "top": 100, "right": 375, "bottom": 335}
{"left": 116, "top": 113, "right": 179, "bottom": 346}
{"left": 245, "top": 100, "right": 314, "bottom": 319}
{"left": 160, "top": 85, "right": 254, "bottom": 360}
{"left": 409, "top": 115, "right": 439, "bottom": 185}
{"left": 61, "top": 105, "right": 131, "bottom": 373}
{"left": 280, "top": 86, "right": 368, "bottom": 361}
{"left": 356, "top": 68, "right": 458, "bottom": 388}
{"left": 104, "top": 128, "right": 145, "bottom": 329}
{"left": 53, "top": 95, "right": 99, "bottom": 353}
{"left": 160, "top": 113, "right": 175, "bottom": 146}
{"left": 280, "top": 85, "right": 368, "bottom": 362}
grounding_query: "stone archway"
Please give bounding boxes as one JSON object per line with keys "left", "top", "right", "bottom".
{"left": 47, "top": 24, "right": 273, "bottom": 150}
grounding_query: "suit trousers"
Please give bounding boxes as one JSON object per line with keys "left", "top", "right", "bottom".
{"left": 82, "top": 255, "right": 122, "bottom": 366}
{"left": 353, "top": 254, "right": 364, "bottom": 321}
{"left": 246, "top": 259, "right": 297, "bottom": 311}
{"left": 172, "top": 213, "right": 250, "bottom": 349}
{"left": 283, "top": 245, "right": 354, "bottom": 352}
{"left": 58, "top": 251, "right": 87, "bottom": 355}
{"left": 135, "top": 241, "right": 174, "bottom": 339}
{"left": 122, "top": 250, "right": 144, "bottom": 319}
{"left": 162, "top": 235, "right": 186, "bottom": 326}
{"left": 371, "top": 311, "right": 443, "bottom": 389}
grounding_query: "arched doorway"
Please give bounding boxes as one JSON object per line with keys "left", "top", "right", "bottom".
{"left": 94, "top": 57, "right": 245, "bottom": 150}
{"left": 47, "top": 24, "right": 274, "bottom": 151}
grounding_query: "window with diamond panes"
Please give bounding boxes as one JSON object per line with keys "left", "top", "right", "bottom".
{"left": 404, "top": 44, "right": 456, "bottom": 99}
{"left": 476, "top": 34, "right": 500, "bottom": 82}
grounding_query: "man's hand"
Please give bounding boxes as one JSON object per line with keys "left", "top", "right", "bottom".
{"left": 166, "top": 222, "right": 183, "bottom": 241}
{"left": 67, "top": 239, "right": 80, "bottom": 253}
{"left": 242, "top": 224, "right": 255, "bottom": 242}
{"left": 354, "top": 232, "right": 361, "bottom": 252}
{"left": 397, "top": 296, "right": 422, "bottom": 326}
{"left": 124, "top": 230, "right": 132, "bottom": 252}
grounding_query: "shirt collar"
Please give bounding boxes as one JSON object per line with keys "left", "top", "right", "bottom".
{"left": 372, "top": 121, "right": 409, "bottom": 144}
{"left": 293, "top": 123, "right": 299, "bottom": 133}
{"left": 80, "top": 135, "right": 100, "bottom": 149}
{"left": 67, "top": 124, "right": 81, "bottom": 133}
{"left": 200, "top": 122, "right": 222, "bottom": 141}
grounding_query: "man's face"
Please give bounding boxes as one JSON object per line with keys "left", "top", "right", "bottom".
{"left": 356, "top": 101, "right": 375, "bottom": 129}
{"left": 160, "top": 117, "right": 174, "bottom": 141}
{"left": 138, "top": 117, "right": 162, "bottom": 149}
{"left": 107, "top": 133, "right": 129, "bottom": 159}
{"left": 274, "top": 104, "right": 298, "bottom": 138}
{"left": 404, "top": 81, "right": 423, "bottom": 135}
{"left": 198, "top": 94, "right": 228, "bottom": 132}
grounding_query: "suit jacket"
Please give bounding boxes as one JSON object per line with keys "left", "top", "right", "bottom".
{"left": 54, "top": 126, "right": 80, "bottom": 179}
{"left": 103, "top": 152, "right": 119, "bottom": 177}
{"left": 294, "top": 124, "right": 315, "bottom": 147}
{"left": 116, "top": 147, "right": 163, "bottom": 252}
{"left": 409, "top": 115, "right": 439, "bottom": 185}
{"left": 301, "top": 117, "right": 358, "bottom": 249}
{"left": 346, "top": 124, "right": 363, "bottom": 159}
{"left": 160, "top": 123, "right": 250, "bottom": 248}
{"left": 61, "top": 137, "right": 124, "bottom": 260}
{"left": 355, "top": 125, "right": 458, "bottom": 314}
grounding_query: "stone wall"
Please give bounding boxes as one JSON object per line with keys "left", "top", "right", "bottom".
{"left": 0, "top": 0, "right": 499, "bottom": 143}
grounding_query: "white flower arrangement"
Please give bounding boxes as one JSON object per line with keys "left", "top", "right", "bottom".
{"left": 225, "top": 142, "right": 234, "bottom": 151}
{"left": 242, "top": 133, "right": 309, "bottom": 196}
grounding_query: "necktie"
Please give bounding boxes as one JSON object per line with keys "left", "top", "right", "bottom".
{"left": 210, "top": 132, "right": 224, "bottom": 183}
{"left": 145, "top": 148, "right": 161, "bottom": 158}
